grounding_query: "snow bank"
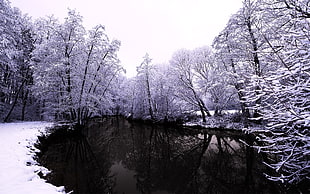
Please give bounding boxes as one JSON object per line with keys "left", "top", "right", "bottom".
{"left": 0, "top": 122, "right": 65, "bottom": 194}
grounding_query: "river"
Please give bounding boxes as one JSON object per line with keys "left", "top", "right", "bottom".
{"left": 37, "top": 116, "right": 279, "bottom": 194}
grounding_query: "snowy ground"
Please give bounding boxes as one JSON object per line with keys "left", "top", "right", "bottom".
{"left": 185, "top": 110, "right": 244, "bottom": 130}
{"left": 0, "top": 122, "right": 65, "bottom": 194}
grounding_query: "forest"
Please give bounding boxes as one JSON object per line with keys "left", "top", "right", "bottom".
{"left": 0, "top": 0, "right": 309, "bottom": 190}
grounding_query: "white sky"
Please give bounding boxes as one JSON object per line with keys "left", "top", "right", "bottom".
{"left": 9, "top": 0, "right": 242, "bottom": 77}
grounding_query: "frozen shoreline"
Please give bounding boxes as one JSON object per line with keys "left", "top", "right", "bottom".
{"left": 0, "top": 122, "right": 65, "bottom": 194}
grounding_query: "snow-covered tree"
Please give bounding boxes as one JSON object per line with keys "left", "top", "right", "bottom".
{"left": 123, "top": 57, "right": 186, "bottom": 121}
{"left": 151, "top": 63, "right": 181, "bottom": 120}
{"left": 170, "top": 49, "right": 212, "bottom": 122}
{"left": 32, "top": 10, "right": 122, "bottom": 124}
{"left": 0, "top": 0, "right": 38, "bottom": 121}
{"left": 32, "top": 10, "right": 85, "bottom": 121}
{"left": 211, "top": 0, "right": 310, "bottom": 188}
{"left": 213, "top": 0, "right": 310, "bottom": 187}
{"left": 247, "top": 0, "right": 310, "bottom": 186}
{"left": 192, "top": 46, "right": 238, "bottom": 115}
{"left": 136, "top": 53, "right": 154, "bottom": 120}
{"left": 213, "top": 0, "right": 273, "bottom": 121}
{"left": 76, "top": 25, "right": 122, "bottom": 123}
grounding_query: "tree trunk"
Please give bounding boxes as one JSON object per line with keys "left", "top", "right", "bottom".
{"left": 21, "top": 89, "right": 29, "bottom": 121}
{"left": 189, "top": 86, "right": 211, "bottom": 122}
{"left": 146, "top": 71, "right": 154, "bottom": 120}
{"left": 199, "top": 99, "right": 211, "bottom": 117}
{"left": 227, "top": 44, "right": 250, "bottom": 119}
{"left": 4, "top": 80, "right": 26, "bottom": 122}
{"left": 78, "top": 44, "right": 94, "bottom": 125}
{"left": 247, "top": 18, "right": 262, "bottom": 122}
{"left": 199, "top": 104, "right": 206, "bottom": 123}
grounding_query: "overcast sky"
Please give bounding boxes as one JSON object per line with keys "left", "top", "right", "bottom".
{"left": 9, "top": 0, "right": 242, "bottom": 77}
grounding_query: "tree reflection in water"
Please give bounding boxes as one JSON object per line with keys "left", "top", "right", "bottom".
{"left": 38, "top": 117, "right": 277, "bottom": 194}
{"left": 37, "top": 126, "right": 114, "bottom": 193}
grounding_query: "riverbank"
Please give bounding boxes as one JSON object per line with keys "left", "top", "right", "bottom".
{"left": 185, "top": 114, "right": 246, "bottom": 130}
{"left": 0, "top": 122, "right": 65, "bottom": 194}
{"left": 125, "top": 110, "right": 250, "bottom": 130}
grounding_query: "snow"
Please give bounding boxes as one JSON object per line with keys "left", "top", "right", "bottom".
{"left": 0, "top": 122, "right": 65, "bottom": 194}
{"left": 185, "top": 110, "right": 245, "bottom": 130}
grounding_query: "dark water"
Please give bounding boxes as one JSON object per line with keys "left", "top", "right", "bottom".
{"left": 37, "top": 117, "right": 279, "bottom": 194}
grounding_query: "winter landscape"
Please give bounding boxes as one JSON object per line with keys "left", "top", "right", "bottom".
{"left": 0, "top": 0, "right": 309, "bottom": 193}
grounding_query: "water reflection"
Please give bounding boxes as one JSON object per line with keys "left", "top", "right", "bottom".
{"left": 38, "top": 117, "right": 277, "bottom": 194}
{"left": 37, "top": 128, "right": 114, "bottom": 193}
